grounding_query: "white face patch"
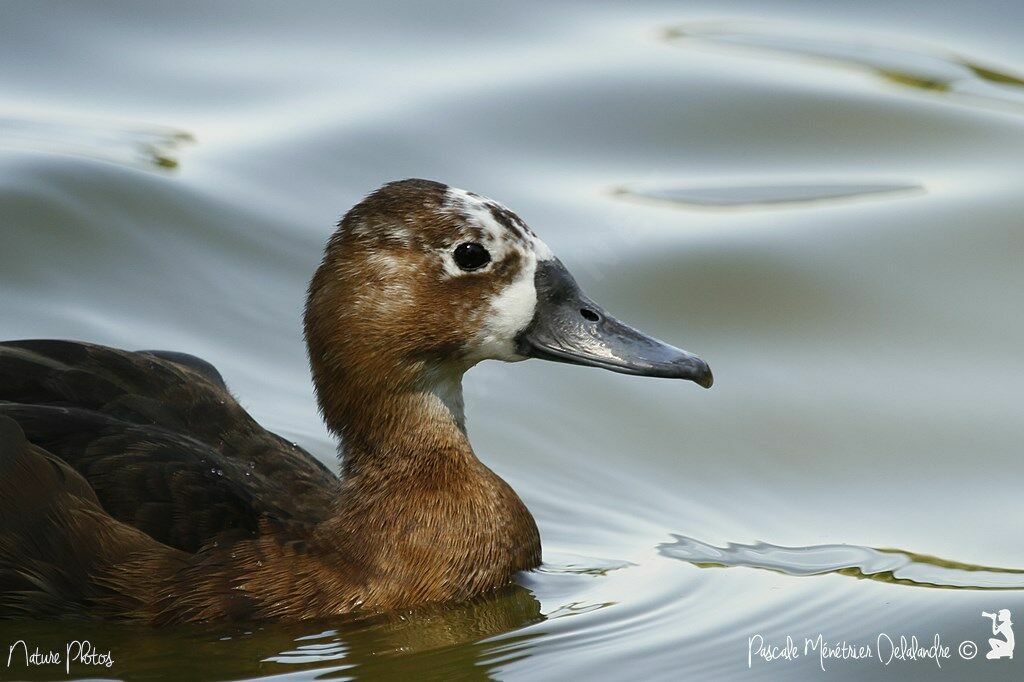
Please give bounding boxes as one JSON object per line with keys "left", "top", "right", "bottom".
{"left": 469, "top": 258, "right": 538, "bottom": 363}
{"left": 441, "top": 187, "right": 553, "bottom": 363}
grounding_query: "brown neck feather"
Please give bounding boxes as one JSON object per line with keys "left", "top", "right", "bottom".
{"left": 327, "top": 363, "right": 471, "bottom": 477}
{"left": 302, "top": 295, "right": 541, "bottom": 611}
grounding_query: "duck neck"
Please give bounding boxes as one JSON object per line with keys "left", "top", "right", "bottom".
{"left": 309, "top": 357, "right": 542, "bottom": 608}
{"left": 317, "top": 360, "right": 476, "bottom": 477}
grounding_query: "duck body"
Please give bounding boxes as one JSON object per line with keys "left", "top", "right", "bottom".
{"left": 0, "top": 179, "right": 709, "bottom": 623}
{"left": 0, "top": 340, "right": 538, "bottom": 622}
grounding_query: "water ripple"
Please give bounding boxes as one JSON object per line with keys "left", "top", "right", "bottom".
{"left": 612, "top": 181, "right": 922, "bottom": 210}
{"left": 660, "top": 535, "right": 1024, "bottom": 589}
{"left": 537, "top": 554, "right": 634, "bottom": 576}
{"left": 665, "top": 22, "right": 1024, "bottom": 112}
{"left": 0, "top": 114, "right": 194, "bottom": 170}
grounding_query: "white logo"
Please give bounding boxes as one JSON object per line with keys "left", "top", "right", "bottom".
{"left": 981, "top": 610, "right": 1014, "bottom": 660}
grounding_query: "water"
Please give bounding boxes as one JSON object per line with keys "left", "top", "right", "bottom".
{"left": 2, "top": 1, "right": 1023, "bottom": 679}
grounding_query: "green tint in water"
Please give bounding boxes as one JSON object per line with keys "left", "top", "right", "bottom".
{"left": 0, "top": 587, "right": 546, "bottom": 681}
{"left": 0, "top": 115, "right": 194, "bottom": 171}
{"left": 664, "top": 22, "right": 1024, "bottom": 111}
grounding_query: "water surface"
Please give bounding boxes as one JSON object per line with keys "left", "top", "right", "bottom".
{"left": 1, "top": 1, "right": 1022, "bottom": 679}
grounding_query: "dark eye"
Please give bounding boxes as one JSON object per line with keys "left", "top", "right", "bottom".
{"left": 453, "top": 242, "right": 491, "bottom": 271}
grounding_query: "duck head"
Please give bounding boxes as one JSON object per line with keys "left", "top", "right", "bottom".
{"left": 305, "top": 179, "right": 711, "bottom": 448}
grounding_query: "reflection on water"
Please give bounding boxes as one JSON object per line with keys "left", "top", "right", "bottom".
{"left": 0, "top": 114, "right": 193, "bottom": 170}
{"left": 660, "top": 536, "right": 1024, "bottom": 589}
{"left": 263, "top": 587, "right": 546, "bottom": 682}
{"left": 0, "top": 586, "right": 546, "bottom": 681}
{"left": 664, "top": 22, "right": 1024, "bottom": 111}
{"left": 612, "top": 181, "right": 922, "bottom": 209}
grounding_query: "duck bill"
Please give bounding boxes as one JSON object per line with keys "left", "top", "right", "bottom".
{"left": 514, "top": 260, "right": 713, "bottom": 388}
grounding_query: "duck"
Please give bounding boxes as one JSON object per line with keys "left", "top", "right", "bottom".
{"left": 0, "top": 179, "right": 712, "bottom": 624}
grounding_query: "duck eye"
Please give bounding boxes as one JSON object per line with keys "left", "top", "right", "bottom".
{"left": 453, "top": 242, "right": 491, "bottom": 271}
